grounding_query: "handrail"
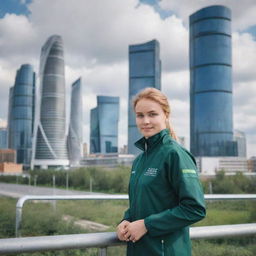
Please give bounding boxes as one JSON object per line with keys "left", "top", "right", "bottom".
{"left": 1, "top": 223, "right": 256, "bottom": 255}
{"left": 15, "top": 194, "right": 256, "bottom": 237}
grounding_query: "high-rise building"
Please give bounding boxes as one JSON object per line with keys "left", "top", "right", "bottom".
{"left": 128, "top": 39, "right": 161, "bottom": 155}
{"left": 7, "top": 64, "right": 35, "bottom": 166}
{"left": 7, "top": 87, "right": 14, "bottom": 148}
{"left": 189, "top": 6, "right": 237, "bottom": 157}
{"left": 90, "top": 96, "right": 119, "bottom": 154}
{"left": 0, "top": 128, "right": 8, "bottom": 149}
{"left": 68, "top": 78, "right": 83, "bottom": 166}
{"left": 31, "top": 35, "right": 69, "bottom": 169}
{"left": 234, "top": 130, "right": 247, "bottom": 157}
{"left": 83, "top": 142, "right": 88, "bottom": 157}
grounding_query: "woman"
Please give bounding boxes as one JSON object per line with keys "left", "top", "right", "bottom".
{"left": 117, "top": 88, "right": 206, "bottom": 256}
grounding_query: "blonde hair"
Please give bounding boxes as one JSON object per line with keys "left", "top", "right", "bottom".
{"left": 133, "top": 87, "right": 178, "bottom": 140}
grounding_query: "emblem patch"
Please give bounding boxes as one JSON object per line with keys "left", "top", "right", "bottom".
{"left": 144, "top": 168, "right": 158, "bottom": 177}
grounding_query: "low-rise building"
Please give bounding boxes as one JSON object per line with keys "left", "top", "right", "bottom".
{"left": 196, "top": 157, "right": 248, "bottom": 175}
{"left": 0, "top": 149, "right": 23, "bottom": 173}
{"left": 0, "top": 162, "right": 23, "bottom": 173}
{"left": 248, "top": 156, "right": 256, "bottom": 172}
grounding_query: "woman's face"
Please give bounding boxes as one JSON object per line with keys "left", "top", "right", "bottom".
{"left": 135, "top": 99, "right": 167, "bottom": 138}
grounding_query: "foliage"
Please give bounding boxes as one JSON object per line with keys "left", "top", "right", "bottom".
{"left": 0, "top": 197, "right": 256, "bottom": 256}
{"left": 201, "top": 170, "right": 256, "bottom": 194}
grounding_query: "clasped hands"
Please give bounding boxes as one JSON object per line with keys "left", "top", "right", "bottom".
{"left": 116, "top": 219, "right": 147, "bottom": 243}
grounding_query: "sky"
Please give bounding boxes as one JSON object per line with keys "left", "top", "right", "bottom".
{"left": 0, "top": 0, "right": 255, "bottom": 157}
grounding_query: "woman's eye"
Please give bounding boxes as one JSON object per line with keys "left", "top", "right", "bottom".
{"left": 149, "top": 113, "right": 157, "bottom": 117}
{"left": 136, "top": 114, "right": 143, "bottom": 118}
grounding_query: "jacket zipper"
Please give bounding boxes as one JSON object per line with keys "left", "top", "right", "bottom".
{"left": 161, "top": 239, "right": 165, "bottom": 256}
{"left": 132, "top": 142, "right": 148, "bottom": 220}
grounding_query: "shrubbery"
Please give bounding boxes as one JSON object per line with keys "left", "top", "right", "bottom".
{"left": 201, "top": 170, "right": 256, "bottom": 194}
{"left": 1, "top": 167, "right": 255, "bottom": 195}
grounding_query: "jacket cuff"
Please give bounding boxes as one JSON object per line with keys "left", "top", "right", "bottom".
{"left": 144, "top": 216, "right": 152, "bottom": 234}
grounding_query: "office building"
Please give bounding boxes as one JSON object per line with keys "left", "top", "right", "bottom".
{"left": 0, "top": 149, "right": 16, "bottom": 163}
{"left": 197, "top": 156, "right": 248, "bottom": 175}
{"left": 83, "top": 142, "right": 88, "bottom": 157}
{"left": 234, "top": 130, "right": 247, "bottom": 157}
{"left": 68, "top": 78, "right": 83, "bottom": 166}
{"left": 189, "top": 6, "right": 237, "bottom": 156}
{"left": 0, "top": 128, "right": 8, "bottom": 149}
{"left": 90, "top": 96, "right": 119, "bottom": 154}
{"left": 248, "top": 157, "right": 256, "bottom": 172}
{"left": 0, "top": 149, "right": 22, "bottom": 173}
{"left": 7, "top": 64, "right": 35, "bottom": 166}
{"left": 31, "top": 35, "right": 69, "bottom": 169}
{"left": 128, "top": 39, "right": 161, "bottom": 155}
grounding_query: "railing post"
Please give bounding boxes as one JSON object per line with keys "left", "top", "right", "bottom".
{"left": 99, "top": 247, "right": 107, "bottom": 256}
{"left": 15, "top": 206, "right": 22, "bottom": 237}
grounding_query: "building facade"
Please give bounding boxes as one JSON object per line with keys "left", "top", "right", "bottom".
{"left": 7, "top": 64, "right": 35, "bottom": 166}
{"left": 248, "top": 157, "right": 256, "bottom": 172}
{"left": 0, "top": 128, "right": 8, "bottom": 149}
{"left": 68, "top": 78, "right": 83, "bottom": 166}
{"left": 197, "top": 156, "right": 248, "bottom": 175}
{"left": 189, "top": 5, "right": 237, "bottom": 157}
{"left": 90, "top": 96, "right": 119, "bottom": 154}
{"left": 128, "top": 39, "right": 161, "bottom": 155}
{"left": 31, "top": 35, "right": 69, "bottom": 169}
{"left": 234, "top": 130, "right": 247, "bottom": 157}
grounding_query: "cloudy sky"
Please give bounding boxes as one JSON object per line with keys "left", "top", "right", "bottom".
{"left": 0, "top": 0, "right": 255, "bottom": 157}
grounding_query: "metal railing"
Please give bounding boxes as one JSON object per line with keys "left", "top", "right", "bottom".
{"left": 1, "top": 223, "right": 256, "bottom": 255}
{"left": 15, "top": 194, "right": 256, "bottom": 237}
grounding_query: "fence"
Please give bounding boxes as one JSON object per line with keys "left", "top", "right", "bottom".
{"left": 16, "top": 194, "right": 256, "bottom": 236}
{"left": 1, "top": 223, "right": 256, "bottom": 255}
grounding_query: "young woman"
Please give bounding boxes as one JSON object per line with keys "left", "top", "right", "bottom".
{"left": 117, "top": 88, "right": 206, "bottom": 256}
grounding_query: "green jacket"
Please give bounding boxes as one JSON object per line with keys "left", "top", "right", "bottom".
{"left": 123, "top": 129, "right": 206, "bottom": 256}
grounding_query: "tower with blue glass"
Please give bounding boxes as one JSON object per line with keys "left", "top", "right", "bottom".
{"left": 128, "top": 39, "right": 161, "bottom": 155}
{"left": 0, "top": 128, "right": 8, "bottom": 149}
{"left": 7, "top": 64, "right": 35, "bottom": 166}
{"left": 189, "top": 5, "right": 237, "bottom": 156}
{"left": 90, "top": 96, "right": 119, "bottom": 154}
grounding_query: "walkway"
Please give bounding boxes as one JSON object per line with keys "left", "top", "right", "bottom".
{"left": 0, "top": 182, "right": 104, "bottom": 198}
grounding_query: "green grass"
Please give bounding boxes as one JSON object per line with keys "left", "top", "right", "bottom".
{"left": 0, "top": 197, "right": 256, "bottom": 256}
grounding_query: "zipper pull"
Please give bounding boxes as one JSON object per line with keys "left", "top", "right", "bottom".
{"left": 161, "top": 240, "right": 164, "bottom": 256}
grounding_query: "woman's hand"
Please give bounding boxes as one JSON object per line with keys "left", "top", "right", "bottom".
{"left": 124, "top": 219, "right": 147, "bottom": 243}
{"left": 116, "top": 220, "right": 130, "bottom": 241}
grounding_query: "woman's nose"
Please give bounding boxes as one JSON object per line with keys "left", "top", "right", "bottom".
{"left": 143, "top": 116, "right": 150, "bottom": 124}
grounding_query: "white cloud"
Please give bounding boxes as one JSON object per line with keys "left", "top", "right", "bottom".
{"left": 0, "top": 119, "right": 7, "bottom": 128}
{"left": 232, "top": 32, "right": 256, "bottom": 82}
{"left": 0, "top": 0, "right": 255, "bottom": 158}
{"left": 159, "top": 0, "right": 256, "bottom": 30}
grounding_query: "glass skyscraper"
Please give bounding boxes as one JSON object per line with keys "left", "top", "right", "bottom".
{"left": 128, "top": 39, "right": 161, "bottom": 155}
{"left": 7, "top": 64, "right": 35, "bottom": 166}
{"left": 0, "top": 128, "right": 8, "bottom": 149}
{"left": 68, "top": 78, "right": 83, "bottom": 166}
{"left": 31, "top": 35, "right": 69, "bottom": 169}
{"left": 234, "top": 130, "right": 247, "bottom": 157}
{"left": 90, "top": 96, "right": 119, "bottom": 154}
{"left": 189, "top": 6, "right": 237, "bottom": 156}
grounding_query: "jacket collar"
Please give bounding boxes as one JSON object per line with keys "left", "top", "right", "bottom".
{"left": 134, "top": 129, "right": 170, "bottom": 152}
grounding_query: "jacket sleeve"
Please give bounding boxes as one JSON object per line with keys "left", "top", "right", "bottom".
{"left": 144, "top": 149, "right": 206, "bottom": 237}
{"left": 122, "top": 208, "right": 131, "bottom": 222}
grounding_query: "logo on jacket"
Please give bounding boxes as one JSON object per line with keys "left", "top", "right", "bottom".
{"left": 144, "top": 168, "right": 158, "bottom": 177}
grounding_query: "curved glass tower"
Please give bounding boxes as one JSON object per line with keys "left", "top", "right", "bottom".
{"left": 190, "top": 5, "right": 237, "bottom": 156}
{"left": 32, "top": 35, "right": 69, "bottom": 169}
{"left": 68, "top": 78, "right": 83, "bottom": 166}
{"left": 128, "top": 39, "right": 161, "bottom": 155}
{"left": 90, "top": 96, "right": 119, "bottom": 154}
{"left": 7, "top": 64, "right": 35, "bottom": 166}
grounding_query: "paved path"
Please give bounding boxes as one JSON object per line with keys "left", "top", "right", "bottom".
{"left": 0, "top": 182, "right": 103, "bottom": 198}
